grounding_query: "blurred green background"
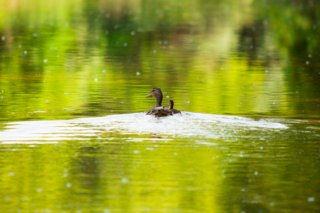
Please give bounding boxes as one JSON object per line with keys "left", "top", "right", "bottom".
{"left": 0, "top": 0, "right": 319, "bottom": 121}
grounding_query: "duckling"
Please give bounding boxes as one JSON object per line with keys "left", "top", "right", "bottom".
{"left": 168, "top": 100, "right": 181, "bottom": 114}
{"left": 146, "top": 87, "right": 172, "bottom": 117}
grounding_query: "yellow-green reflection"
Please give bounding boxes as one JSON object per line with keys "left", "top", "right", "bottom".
{"left": 1, "top": 0, "right": 319, "bottom": 121}
{"left": 0, "top": 0, "right": 320, "bottom": 212}
{"left": 0, "top": 123, "right": 319, "bottom": 212}
{"left": 0, "top": 139, "right": 221, "bottom": 212}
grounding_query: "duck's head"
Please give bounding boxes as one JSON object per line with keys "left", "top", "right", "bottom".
{"left": 146, "top": 87, "right": 163, "bottom": 107}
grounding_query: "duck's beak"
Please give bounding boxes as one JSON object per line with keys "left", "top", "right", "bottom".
{"left": 146, "top": 92, "right": 153, "bottom": 98}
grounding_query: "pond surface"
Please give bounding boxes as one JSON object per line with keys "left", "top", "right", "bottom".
{"left": 0, "top": 0, "right": 320, "bottom": 212}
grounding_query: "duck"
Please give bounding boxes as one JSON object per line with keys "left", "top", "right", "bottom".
{"left": 168, "top": 100, "right": 181, "bottom": 114}
{"left": 146, "top": 87, "right": 173, "bottom": 117}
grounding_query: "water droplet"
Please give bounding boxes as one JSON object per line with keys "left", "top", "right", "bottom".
{"left": 136, "top": 71, "right": 141, "bottom": 76}
{"left": 36, "top": 188, "right": 43, "bottom": 193}
{"left": 94, "top": 78, "right": 99, "bottom": 82}
{"left": 24, "top": 50, "right": 28, "bottom": 55}
{"left": 102, "top": 69, "right": 106, "bottom": 73}
{"left": 63, "top": 108, "right": 73, "bottom": 111}
{"left": 131, "top": 31, "right": 135, "bottom": 36}
{"left": 43, "top": 59, "right": 48, "bottom": 63}
{"left": 33, "top": 110, "right": 46, "bottom": 114}
{"left": 8, "top": 172, "right": 15, "bottom": 176}
{"left": 307, "top": 197, "right": 315, "bottom": 202}
{"left": 103, "top": 209, "right": 111, "bottom": 213}
{"left": 306, "top": 61, "right": 310, "bottom": 65}
{"left": 1, "top": 36, "right": 5, "bottom": 41}
{"left": 66, "top": 182, "right": 72, "bottom": 188}
{"left": 133, "top": 150, "right": 140, "bottom": 154}
{"left": 33, "top": 33, "right": 38, "bottom": 37}
{"left": 254, "top": 171, "right": 259, "bottom": 176}
{"left": 308, "top": 54, "right": 312, "bottom": 58}
{"left": 239, "top": 152, "right": 244, "bottom": 157}
{"left": 123, "top": 42, "right": 127, "bottom": 47}
{"left": 121, "top": 177, "right": 129, "bottom": 184}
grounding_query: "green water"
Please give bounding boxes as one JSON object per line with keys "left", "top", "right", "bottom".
{"left": 0, "top": 0, "right": 320, "bottom": 212}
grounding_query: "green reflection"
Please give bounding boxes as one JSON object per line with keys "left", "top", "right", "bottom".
{"left": 0, "top": 124, "right": 319, "bottom": 212}
{"left": 253, "top": 0, "right": 320, "bottom": 118}
{"left": 0, "top": 1, "right": 320, "bottom": 212}
{"left": 0, "top": 138, "right": 221, "bottom": 212}
{"left": 1, "top": 0, "right": 319, "bottom": 121}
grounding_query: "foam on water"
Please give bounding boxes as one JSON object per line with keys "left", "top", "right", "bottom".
{"left": 0, "top": 112, "right": 288, "bottom": 143}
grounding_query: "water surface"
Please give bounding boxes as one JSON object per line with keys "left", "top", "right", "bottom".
{"left": 0, "top": 0, "right": 320, "bottom": 212}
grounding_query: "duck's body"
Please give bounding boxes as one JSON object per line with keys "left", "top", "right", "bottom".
{"left": 147, "top": 106, "right": 173, "bottom": 117}
{"left": 146, "top": 87, "right": 173, "bottom": 117}
{"left": 168, "top": 100, "right": 181, "bottom": 114}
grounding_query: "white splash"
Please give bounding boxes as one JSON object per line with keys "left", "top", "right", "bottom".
{"left": 0, "top": 112, "right": 287, "bottom": 143}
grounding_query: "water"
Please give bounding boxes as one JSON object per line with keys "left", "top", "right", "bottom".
{"left": 0, "top": 114, "right": 319, "bottom": 212}
{"left": 0, "top": 0, "right": 320, "bottom": 212}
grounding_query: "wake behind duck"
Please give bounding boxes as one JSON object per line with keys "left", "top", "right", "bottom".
{"left": 0, "top": 112, "right": 288, "bottom": 143}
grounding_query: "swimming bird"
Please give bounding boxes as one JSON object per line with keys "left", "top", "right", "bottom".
{"left": 146, "top": 87, "right": 172, "bottom": 117}
{"left": 168, "top": 100, "right": 181, "bottom": 114}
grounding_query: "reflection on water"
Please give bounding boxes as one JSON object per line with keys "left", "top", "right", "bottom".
{"left": 0, "top": 115, "right": 319, "bottom": 212}
{"left": 0, "top": 0, "right": 319, "bottom": 121}
{"left": 0, "top": 0, "right": 320, "bottom": 212}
